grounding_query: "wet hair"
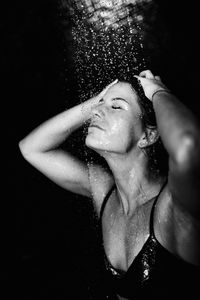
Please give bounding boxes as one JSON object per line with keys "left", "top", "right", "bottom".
{"left": 118, "top": 75, "right": 169, "bottom": 178}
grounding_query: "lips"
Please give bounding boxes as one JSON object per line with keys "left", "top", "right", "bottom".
{"left": 89, "top": 123, "right": 105, "bottom": 131}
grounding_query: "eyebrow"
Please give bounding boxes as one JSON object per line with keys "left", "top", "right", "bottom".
{"left": 112, "top": 97, "right": 129, "bottom": 104}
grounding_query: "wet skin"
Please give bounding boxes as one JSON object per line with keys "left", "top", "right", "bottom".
{"left": 85, "top": 82, "right": 163, "bottom": 272}
{"left": 86, "top": 81, "right": 144, "bottom": 155}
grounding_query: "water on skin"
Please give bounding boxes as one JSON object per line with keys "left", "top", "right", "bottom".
{"left": 66, "top": 0, "right": 154, "bottom": 204}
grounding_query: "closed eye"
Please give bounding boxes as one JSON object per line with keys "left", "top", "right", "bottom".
{"left": 111, "top": 97, "right": 128, "bottom": 109}
{"left": 112, "top": 105, "right": 121, "bottom": 109}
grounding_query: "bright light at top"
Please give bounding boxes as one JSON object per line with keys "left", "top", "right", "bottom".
{"left": 70, "top": 0, "right": 153, "bottom": 30}
{"left": 60, "top": 0, "right": 156, "bottom": 101}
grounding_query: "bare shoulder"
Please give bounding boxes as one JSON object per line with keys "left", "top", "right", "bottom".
{"left": 155, "top": 184, "right": 200, "bottom": 265}
{"left": 88, "top": 162, "right": 114, "bottom": 217}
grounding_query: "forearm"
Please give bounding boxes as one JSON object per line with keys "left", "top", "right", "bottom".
{"left": 152, "top": 90, "right": 200, "bottom": 163}
{"left": 19, "top": 98, "right": 94, "bottom": 155}
{"left": 19, "top": 79, "right": 117, "bottom": 156}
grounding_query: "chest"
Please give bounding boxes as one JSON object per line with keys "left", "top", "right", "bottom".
{"left": 101, "top": 195, "right": 154, "bottom": 271}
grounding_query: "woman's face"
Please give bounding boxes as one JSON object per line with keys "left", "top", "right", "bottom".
{"left": 85, "top": 82, "right": 144, "bottom": 154}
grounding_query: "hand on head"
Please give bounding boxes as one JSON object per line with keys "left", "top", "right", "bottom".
{"left": 98, "top": 79, "right": 118, "bottom": 100}
{"left": 87, "top": 79, "right": 118, "bottom": 120}
{"left": 134, "top": 70, "right": 169, "bottom": 101}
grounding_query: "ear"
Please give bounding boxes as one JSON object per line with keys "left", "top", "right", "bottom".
{"left": 138, "top": 128, "right": 159, "bottom": 149}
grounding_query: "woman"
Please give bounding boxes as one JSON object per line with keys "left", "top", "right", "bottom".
{"left": 19, "top": 70, "right": 200, "bottom": 299}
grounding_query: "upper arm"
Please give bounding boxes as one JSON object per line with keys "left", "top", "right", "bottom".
{"left": 157, "top": 188, "right": 200, "bottom": 265}
{"left": 20, "top": 145, "right": 114, "bottom": 211}
{"left": 168, "top": 135, "right": 200, "bottom": 218}
{"left": 154, "top": 135, "right": 200, "bottom": 264}
{"left": 88, "top": 163, "right": 114, "bottom": 217}
{"left": 20, "top": 148, "right": 92, "bottom": 197}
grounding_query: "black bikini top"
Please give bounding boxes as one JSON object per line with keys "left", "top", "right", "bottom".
{"left": 99, "top": 182, "right": 200, "bottom": 299}
{"left": 100, "top": 182, "right": 166, "bottom": 278}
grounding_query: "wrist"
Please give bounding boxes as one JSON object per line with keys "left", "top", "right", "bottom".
{"left": 81, "top": 98, "right": 95, "bottom": 120}
{"left": 151, "top": 89, "right": 171, "bottom": 101}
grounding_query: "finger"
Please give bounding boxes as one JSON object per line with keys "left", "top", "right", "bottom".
{"left": 155, "top": 75, "right": 161, "bottom": 81}
{"left": 100, "top": 79, "right": 118, "bottom": 96}
{"left": 134, "top": 75, "right": 144, "bottom": 85}
{"left": 139, "top": 70, "right": 154, "bottom": 78}
{"left": 107, "top": 79, "right": 118, "bottom": 88}
{"left": 139, "top": 70, "right": 154, "bottom": 79}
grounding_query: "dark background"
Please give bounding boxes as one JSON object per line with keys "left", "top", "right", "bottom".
{"left": 2, "top": 0, "right": 199, "bottom": 299}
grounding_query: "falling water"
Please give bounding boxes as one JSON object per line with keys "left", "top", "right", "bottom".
{"left": 58, "top": 0, "right": 158, "bottom": 169}
{"left": 62, "top": 0, "right": 157, "bottom": 102}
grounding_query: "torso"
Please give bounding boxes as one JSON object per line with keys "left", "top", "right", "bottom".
{"left": 89, "top": 167, "right": 200, "bottom": 299}
{"left": 98, "top": 184, "right": 200, "bottom": 300}
{"left": 89, "top": 165, "right": 200, "bottom": 269}
{"left": 98, "top": 182, "right": 200, "bottom": 270}
{"left": 101, "top": 188, "right": 157, "bottom": 272}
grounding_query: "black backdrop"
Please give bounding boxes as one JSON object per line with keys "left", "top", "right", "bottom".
{"left": 2, "top": 1, "right": 199, "bottom": 299}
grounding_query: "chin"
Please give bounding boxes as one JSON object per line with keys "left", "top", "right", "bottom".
{"left": 85, "top": 130, "right": 130, "bottom": 154}
{"left": 85, "top": 134, "right": 106, "bottom": 152}
{"left": 85, "top": 135, "right": 126, "bottom": 156}
{"left": 86, "top": 133, "right": 117, "bottom": 155}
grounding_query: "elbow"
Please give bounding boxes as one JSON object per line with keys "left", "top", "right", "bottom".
{"left": 173, "top": 133, "right": 200, "bottom": 170}
{"left": 18, "top": 139, "right": 32, "bottom": 158}
{"left": 18, "top": 139, "right": 26, "bottom": 157}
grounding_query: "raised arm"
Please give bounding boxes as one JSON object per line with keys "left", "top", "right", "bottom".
{"left": 19, "top": 81, "right": 117, "bottom": 198}
{"left": 135, "top": 70, "right": 200, "bottom": 218}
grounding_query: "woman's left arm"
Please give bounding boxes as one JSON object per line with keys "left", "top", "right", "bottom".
{"left": 135, "top": 70, "right": 200, "bottom": 219}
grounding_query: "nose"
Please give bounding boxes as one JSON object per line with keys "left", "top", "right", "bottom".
{"left": 92, "top": 103, "right": 105, "bottom": 119}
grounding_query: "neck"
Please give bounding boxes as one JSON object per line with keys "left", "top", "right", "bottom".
{"left": 103, "top": 150, "right": 164, "bottom": 216}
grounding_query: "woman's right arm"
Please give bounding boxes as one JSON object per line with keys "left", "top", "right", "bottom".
{"left": 19, "top": 81, "right": 117, "bottom": 199}
{"left": 19, "top": 99, "right": 93, "bottom": 197}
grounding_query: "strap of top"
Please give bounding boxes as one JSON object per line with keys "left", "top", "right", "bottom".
{"left": 100, "top": 180, "right": 167, "bottom": 233}
{"left": 100, "top": 184, "right": 115, "bottom": 221}
{"left": 149, "top": 180, "right": 168, "bottom": 236}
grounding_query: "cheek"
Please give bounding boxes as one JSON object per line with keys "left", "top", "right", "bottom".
{"left": 110, "top": 116, "right": 143, "bottom": 147}
{"left": 85, "top": 115, "right": 143, "bottom": 152}
{"left": 108, "top": 119, "right": 132, "bottom": 145}
{"left": 108, "top": 121, "right": 122, "bottom": 136}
